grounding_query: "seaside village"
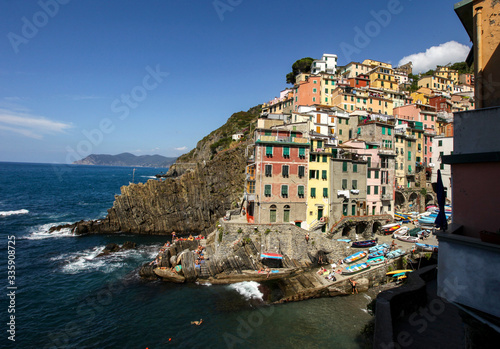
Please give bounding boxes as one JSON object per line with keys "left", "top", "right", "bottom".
{"left": 142, "top": 1, "right": 500, "bottom": 345}
{"left": 151, "top": 57, "right": 466, "bottom": 284}
{"left": 241, "top": 55, "right": 467, "bottom": 231}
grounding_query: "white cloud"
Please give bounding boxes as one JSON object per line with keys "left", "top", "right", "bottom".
{"left": 174, "top": 146, "right": 187, "bottom": 151}
{"left": 0, "top": 109, "right": 72, "bottom": 139}
{"left": 398, "top": 41, "right": 470, "bottom": 74}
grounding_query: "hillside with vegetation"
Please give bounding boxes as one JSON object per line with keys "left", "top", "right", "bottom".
{"left": 176, "top": 104, "right": 262, "bottom": 164}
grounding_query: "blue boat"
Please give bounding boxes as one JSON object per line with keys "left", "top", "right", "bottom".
{"left": 368, "top": 250, "right": 387, "bottom": 259}
{"left": 367, "top": 256, "right": 385, "bottom": 266}
{"left": 386, "top": 249, "right": 406, "bottom": 259}
{"left": 344, "top": 250, "right": 367, "bottom": 264}
{"left": 342, "top": 262, "right": 370, "bottom": 275}
{"left": 415, "top": 243, "right": 438, "bottom": 252}
{"left": 369, "top": 243, "right": 389, "bottom": 253}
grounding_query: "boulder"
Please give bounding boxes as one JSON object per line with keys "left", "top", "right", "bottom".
{"left": 122, "top": 241, "right": 137, "bottom": 250}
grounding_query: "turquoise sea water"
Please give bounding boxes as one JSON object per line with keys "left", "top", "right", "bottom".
{"left": 0, "top": 162, "right": 374, "bottom": 348}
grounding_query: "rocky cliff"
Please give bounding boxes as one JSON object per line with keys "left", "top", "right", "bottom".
{"left": 53, "top": 106, "right": 261, "bottom": 236}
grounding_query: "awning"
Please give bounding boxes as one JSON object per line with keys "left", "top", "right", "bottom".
{"left": 261, "top": 253, "right": 283, "bottom": 260}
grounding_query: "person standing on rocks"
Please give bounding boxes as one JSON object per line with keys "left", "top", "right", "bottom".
{"left": 305, "top": 233, "right": 309, "bottom": 243}
{"left": 349, "top": 279, "right": 358, "bottom": 294}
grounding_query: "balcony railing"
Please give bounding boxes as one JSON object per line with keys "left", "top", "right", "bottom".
{"left": 256, "top": 135, "right": 309, "bottom": 144}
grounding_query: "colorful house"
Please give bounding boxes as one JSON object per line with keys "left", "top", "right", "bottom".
{"left": 244, "top": 126, "right": 310, "bottom": 225}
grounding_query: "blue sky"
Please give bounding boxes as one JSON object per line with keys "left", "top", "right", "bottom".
{"left": 0, "top": 0, "right": 470, "bottom": 163}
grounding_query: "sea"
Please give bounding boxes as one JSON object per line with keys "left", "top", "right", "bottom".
{"left": 0, "top": 162, "right": 376, "bottom": 349}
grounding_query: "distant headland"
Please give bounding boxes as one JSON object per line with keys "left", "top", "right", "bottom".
{"left": 73, "top": 152, "right": 177, "bottom": 168}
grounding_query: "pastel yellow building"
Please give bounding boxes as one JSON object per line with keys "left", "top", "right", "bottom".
{"left": 307, "top": 137, "right": 332, "bottom": 232}
{"left": 363, "top": 59, "right": 393, "bottom": 69}
{"left": 435, "top": 66, "right": 459, "bottom": 83}
{"left": 368, "top": 66, "right": 399, "bottom": 91}
{"left": 418, "top": 75, "right": 454, "bottom": 92}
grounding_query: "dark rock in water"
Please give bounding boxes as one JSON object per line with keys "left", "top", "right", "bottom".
{"left": 97, "top": 243, "right": 121, "bottom": 257}
{"left": 122, "top": 241, "right": 136, "bottom": 250}
{"left": 139, "top": 263, "right": 157, "bottom": 280}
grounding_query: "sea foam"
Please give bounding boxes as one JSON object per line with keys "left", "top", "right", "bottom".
{"left": 55, "top": 244, "right": 160, "bottom": 274}
{"left": 25, "top": 223, "right": 75, "bottom": 240}
{"left": 0, "top": 209, "right": 29, "bottom": 217}
{"left": 228, "top": 281, "right": 264, "bottom": 301}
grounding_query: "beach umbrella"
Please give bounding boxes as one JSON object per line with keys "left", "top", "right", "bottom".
{"left": 434, "top": 169, "right": 448, "bottom": 231}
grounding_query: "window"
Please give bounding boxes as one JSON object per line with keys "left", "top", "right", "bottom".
{"left": 298, "top": 185, "right": 305, "bottom": 198}
{"left": 343, "top": 204, "right": 348, "bottom": 216}
{"left": 352, "top": 205, "right": 356, "bottom": 216}
{"left": 309, "top": 170, "right": 319, "bottom": 179}
{"left": 367, "top": 169, "right": 371, "bottom": 178}
{"left": 382, "top": 127, "right": 386, "bottom": 135}
{"left": 323, "top": 188, "right": 328, "bottom": 198}
{"left": 440, "top": 163, "right": 444, "bottom": 170}
{"left": 346, "top": 119, "right": 349, "bottom": 125}
{"left": 388, "top": 128, "right": 392, "bottom": 135}
{"left": 266, "top": 146, "right": 273, "bottom": 157}
{"left": 270, "top": 206, "right": 276, "bottom": 222}
{"left": 313, "top": 97, "right": 316, "bottom": 102}
{"left": 374, "top": 186, "right": 379, "bottom": 194}
{"left": 313, "top": 88, "right": 317, "bottom": 93}
{"left": 352, "top": 180, "right": 357, "bottom": 189}
{"left": 342, "top": 179, "right": 348, "bottom": 190}
{"left": 265, "top": 130, "right": 272, "bottom": 136}
{"left": 322, "top": 155, "right": 327, "bottom": 163}
{"left": 298, "top": 166, "right": 305, "bottom": 178}
{"left": 265, "top": 164, "right": 272, "bottom": 177}
{"left": 342, "top": 161, "right": 348, "bottom": 172}
{"left": 374, "top": 171, "right": 379, "bottom": 179}
{"left": 282, "top": 165, "right": 289, "bottom": 178}
{"left": 281, "top": 185, "right": 288, "bottom": 198}
{"left": 299, "top": 147, "right": 305, "bottom": 158}
{"left": 264, "top": 185, "right": 271, "bottom": 197}
{"left": 339, "top": 129, "right": 343, "bottom": 135}
{"left": 367, "top": 185, "right": 371, "bottom": 194}
{"left": 322, "top": 170, "right": 327, "bottom": 180}
{"left": 311, "top": 187, "right": 316, "bottom": 198}
{"left": 438, "top": 140, "right": 443, "bottom": 147}
{"left": 283, "top": 146, "right": 290, "bottom": 158}
{"left": 310, "top": 154, "right": 316, "bottom": 162}
{"left": 382, "top": 186, "right": 386, "bottom": 195}
{"left": 353, "top": 164, "right": 357, "bottom": 173}
{"left": 408, "top": 150, "right": 411, "bottom": 161}
{"left": 325, "top": 88, "right": 328, "bottom": 94}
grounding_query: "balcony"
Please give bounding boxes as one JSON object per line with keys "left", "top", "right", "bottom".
{"left": 378, "top": 147, "right": 395, "bottom": 156}
{"left": 406, "top": 135, "right": 417, "bottom": 140}
{"left": 256, "top": 135, "right": 310, "bottom": 145}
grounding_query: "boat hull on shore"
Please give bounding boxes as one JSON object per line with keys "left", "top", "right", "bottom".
{"left": 342, "top": 262, "right": 370, "bottom": 275}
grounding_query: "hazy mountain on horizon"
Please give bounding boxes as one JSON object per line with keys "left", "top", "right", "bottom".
{"left": 73, "top": 152, "right": 177, "bottom": 168}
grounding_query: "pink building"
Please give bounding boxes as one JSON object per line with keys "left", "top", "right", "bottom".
{"left": 394, "top": 104, "right": 437, "bottom": 165}
{"left": 245, "top": 128, "right": 310, "bottom": 224}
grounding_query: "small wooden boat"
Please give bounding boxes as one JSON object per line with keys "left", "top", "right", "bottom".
{"left": 352, "top": 239, "right": 377, "bottom": 248}
{"left": 397, "top": 235, "right": 420, "bottom": 243}
{"left": 386, "top": 249, "right": 406, "bottom": 259}
{"left": 344, "top": 250, "right": 367, "bottom": 264}
{"left": 392, "top": 226, "right": 409, "bottom": 238}
{"left": 381, "top": 223, "right": 401, "bottom": 235}
{"left": 342, "top": 262, "right": 370, "bottom": 275}
{"left": 154, "top": 268, "right": 186, "bottom": 283}
{"left": 367, "top": 256, "right": 385, "bottom": 266}
{"left": 368, "top": 250, "right": 387, "bottom": 259}
{"left": 368, "top": 243, "right": 389, "bottom": 253}
{"left": 415, "top": 243, "right": 438, "bottom": 252}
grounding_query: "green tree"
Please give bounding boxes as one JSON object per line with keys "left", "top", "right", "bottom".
{"left": 449, "top": 61, "right": 472, "bottom": 74}
{"left": 286, "top": 57, "right": 314, "bottom": 84}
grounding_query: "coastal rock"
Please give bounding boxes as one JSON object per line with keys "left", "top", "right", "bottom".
{"left": 122, "top": 241, "right": 137, "bottom": 250}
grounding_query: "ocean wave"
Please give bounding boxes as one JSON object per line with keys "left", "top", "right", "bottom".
{"left": 54, "top": 244, "right": 160, "bottom": 274}
{"left": 227, "top": 281, "right": 263, "bottom": 301}
{"left": 24, "top": 223, "right": 75, "bottom": 240}
{"left": 0, "top": 209, "right": 29, "bottom": 217}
